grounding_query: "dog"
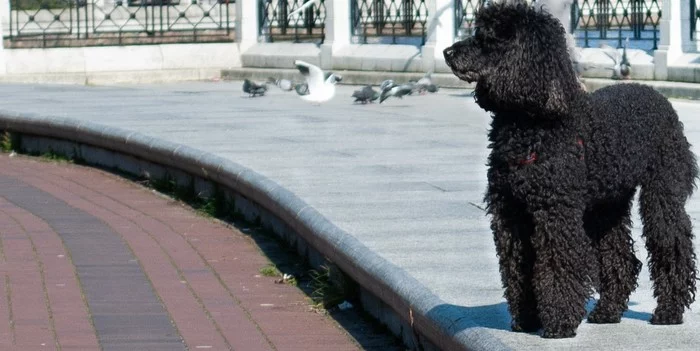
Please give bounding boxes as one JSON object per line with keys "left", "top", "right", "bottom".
{"left": 443, "top": 2, "right": 698, "bottom": 339}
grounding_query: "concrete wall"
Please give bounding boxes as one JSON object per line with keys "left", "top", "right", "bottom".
{"left": 0, "top": 43, "right": 242, "bottom": 84}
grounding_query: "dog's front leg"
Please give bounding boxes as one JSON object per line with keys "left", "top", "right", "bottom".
{"left": 530, "top": 206, "right": 593, "bottom": 338}
{"left": 490, "top": 200, "right": 540, "bottom": 333}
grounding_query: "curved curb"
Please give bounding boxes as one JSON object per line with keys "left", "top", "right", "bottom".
{"left": 0, "top": 111, "right": 510, "bottom": 351}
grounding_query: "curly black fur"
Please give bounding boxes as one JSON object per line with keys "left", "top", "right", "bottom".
{"left": 444, "top": 2, "right": 698, "bottom": 339}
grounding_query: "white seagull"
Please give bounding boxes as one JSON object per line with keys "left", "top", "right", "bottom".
{"left": 294, "top": 60, "right": 342, "bottom": 104}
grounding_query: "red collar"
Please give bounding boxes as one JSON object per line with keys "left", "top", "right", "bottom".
{"left": 512, "top": 137, "right": 584, "bottom": 166}
{"left": 518, "top": 152, "right": 538, "bottom": 165}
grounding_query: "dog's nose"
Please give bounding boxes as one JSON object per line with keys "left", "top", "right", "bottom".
{"left": 443, "top": 47, "right": 454, "bottom": 60}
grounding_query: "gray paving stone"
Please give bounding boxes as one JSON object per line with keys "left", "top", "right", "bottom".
{"left": 0, "top": 175, "right": 185, "bottom": 351}
{"left": 0, "top": 81, "right": 699, "bottom": 350}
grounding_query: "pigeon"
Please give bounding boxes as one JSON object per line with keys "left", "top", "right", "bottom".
{"left": 351, "top": 85, "right": 379, "bottom": 104}
{"left": 294, "top": 60, "right": 342, "bottom": 104}
{"left": 267, "top": 77, "right": 294, "bottom": 91}
{"left": 294, "top": 82, "right": 309, "bottom": 96}
{"left": 619, "top": 38, "right": 631, "bottom": 79}
{"left": 242, "top": 79, "right": 267, "bottom": 97}
{"left": 288, "top": 0, "right": 320, "bottom": 18}
{"left": 601, "top": 38, "right": 631, "bottom": 80}
{"left": 416, "top": 71, "right": 432, "bottom": 86}
{"left": 413, "top": 71, "right": 440, "bottom": 94}
{"left": 425, "top": 84, "right": 439, "bottom": 93}
{"left": 379, "top": 82, "right": 414, "bottom": 103}
{"left": 380, "top": 79, "right": 395, "bottom": 92}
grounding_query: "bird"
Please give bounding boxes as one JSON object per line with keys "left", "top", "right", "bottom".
{"left": 379, "top": 82, "right": 414, "bottom": 103}
{"left": 242, "top": 79, "right": 267, "bottom": 97}
{"left": 351, "top": 85, "right": 379, "bottom": 104}
{"left": 288, "top": 0, "right": 321, "bottom": 18}
{"left": 267, "top": 77, "right": 294, "bottom": 91}
{"left": 411, "top": 71, "right": 439, "bottom": 94}
{"left": 294, "top": 60, "right": 342, "bottom": 104}
{"left": 294, "top": 82, "right": 310, "bottom": 96}
{"left": 601, "top": 38, "right": 631, "bottom": 80}
{"left": 380, "top": 79, "right": 395, "bottom": 92}
{"left": 619, "top": 38, "right": 631, "bottom": 79}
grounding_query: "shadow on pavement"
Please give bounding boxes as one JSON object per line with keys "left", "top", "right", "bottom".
{"left": 427, "top": 299, "right": 654, "bottom": 336}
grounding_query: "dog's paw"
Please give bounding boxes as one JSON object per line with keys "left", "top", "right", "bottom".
{"left": 511, "top": 319, "right": 541, "bottom": 333}
{"left": 541, "top": 327, "right": 577, "bottom": 339}
{"left": 587, "top": 307, "right": 622, "bottom": 324}
{"left": 650, "top": 309, "right": 683, "bottom": 325}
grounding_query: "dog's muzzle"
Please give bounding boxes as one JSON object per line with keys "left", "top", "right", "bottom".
{"left": 443, "top": 47, "right": 456, "bottom": 65}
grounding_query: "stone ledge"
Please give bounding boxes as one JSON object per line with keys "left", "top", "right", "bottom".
{"left": 241, "top": 43, "right": 321, "bottom": 69}
{"left": 332, "top": 44, "right": 423, "bottom": 72}
{"left": 577, "top": 47, "right": 655, "bottom": 80}
{"left": 582, "top": 78, "right": 700, "bottom": 100}
{"left": 3, "top": 43, "right": 241, "bottom": 75}
{"left": 0, "top": 69, "right": 223, "bottom": 85}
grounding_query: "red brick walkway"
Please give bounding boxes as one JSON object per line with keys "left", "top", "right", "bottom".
{"left": 0, "top": 154, "right": 361, "bottom": 351}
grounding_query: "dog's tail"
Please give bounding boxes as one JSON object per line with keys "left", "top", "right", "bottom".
{"left": 638, "top": 119, "right": 698, "bottom": 317}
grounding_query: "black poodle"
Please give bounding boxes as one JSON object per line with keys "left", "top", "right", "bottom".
{"left": 444, "top": 2, "right": 698, "bottom": 339}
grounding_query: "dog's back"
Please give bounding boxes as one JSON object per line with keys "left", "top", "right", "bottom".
{"left": 583, "top": 83, "right": 697, "bottom": 201}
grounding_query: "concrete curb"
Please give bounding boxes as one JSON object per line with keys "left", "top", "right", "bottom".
{"left": 222, "top": 67, "right": 700, "bottom": 100}
{"left": 0, "top": 111, "right": 511, "bottom": 351}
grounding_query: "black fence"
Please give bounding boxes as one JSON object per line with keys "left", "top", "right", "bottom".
{"left": 692, "top": 0, "right": 700, "bottom": 40}
{"left": 6, "top": 0, "right": 235, "bottom": 48}
{"left": 351, "top": 0, "right": 428, "bottom": 45}
{"left": 453, "top": 0, "right": 484, "bottom": 39}
{"left": 571, "top": 0, "right": 661, "bottom": 50}
{"left": 453, "top": 0, "right": 661, "bottom": 52}
{"left": 258, "top": 0, "right": 326, "bottom": 43}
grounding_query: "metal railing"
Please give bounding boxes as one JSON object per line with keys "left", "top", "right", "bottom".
{"left": 570, "top": 0, "right": 661, "bottom": 50}
{"left": 258, "top": 0, "right": 326, "bottom": 43}
{"left": 692, "top": 0, "right": 700, "bottom": 40}
{"left": 453, "top": 0, "right": 485, "bottom": 40}
{"left": 6, "top": 0, "right": 235, "bottom": 48}
{"left": 453, "top": 1, "right": 661, "bottom": 51}
{"left": 351, "top": 0, "right": 428, "bottom": 45}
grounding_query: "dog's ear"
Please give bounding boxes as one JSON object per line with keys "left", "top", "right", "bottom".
{"left": 485, "top": 7, "right": 580, "bottom": 119}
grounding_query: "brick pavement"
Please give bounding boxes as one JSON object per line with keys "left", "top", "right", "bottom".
{"left": 0, "top": 154, "right": 361, "bottom": 351}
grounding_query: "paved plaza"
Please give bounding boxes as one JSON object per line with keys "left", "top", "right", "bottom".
{"left": 0, "top": 81, "right": 699, "bottom": 350}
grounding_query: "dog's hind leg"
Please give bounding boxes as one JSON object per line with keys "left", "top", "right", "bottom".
{"left": 586, "top": 191, "right": 642, "bottom": 324}
{"left": 530, "top": 206, "right": 594, "bottom": 338}
{"left": 490, "top": 200, "right": 541, "bottom": 333}
{"left": 640, "top": 148, "right": 698, "bottom": 324}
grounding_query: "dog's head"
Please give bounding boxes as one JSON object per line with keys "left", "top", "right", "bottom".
{"left": 443, "top": 2, "right": 581, "bottom": 118}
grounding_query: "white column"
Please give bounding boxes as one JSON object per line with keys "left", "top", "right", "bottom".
{"left": 655, "top": 0, "right": 683, "bottom": 80}
{"left": 681, "top": 0, "right": 697, "bottom": 52}
{"left": 320, "top": 0, "right": 351, "bottom": 70}
{"left": 421, "top": 0, "right": 455, "bottom": 72}
{"left": 0, "top": 0, "right": 8, "bottom": 75}
{"left": 0, "top": 0, "right": 9, "bottom": 35}
{"left": 236, "top": 0, "right": 260, "bottom": 52}
{"left": 536, "top": 0, "right": 578, "bottom": 62}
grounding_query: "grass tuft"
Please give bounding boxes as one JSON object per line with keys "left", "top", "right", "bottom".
{"left": 1, "top": 131, "right": 21, "bottom": 153}
{"left": 308, "top": 265, "right": 348, "bottom": 309}
{"left": 259, "top": 264, "right": 280, "bottom": 277}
